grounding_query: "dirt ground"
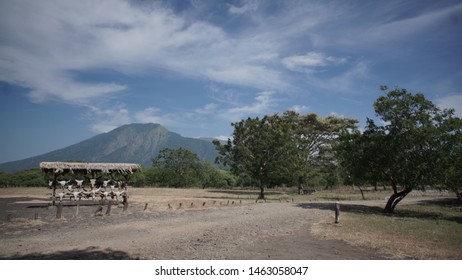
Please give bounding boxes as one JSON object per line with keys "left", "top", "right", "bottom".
{"left": 0, "top": 189, "right": 388, "bottom": 260}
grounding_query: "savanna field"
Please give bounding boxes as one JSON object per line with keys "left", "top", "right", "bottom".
{"left": 1, "top": 186, "right": 460, "bottom": 260}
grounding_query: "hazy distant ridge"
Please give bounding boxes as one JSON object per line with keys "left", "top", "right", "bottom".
{"left": 0, "top": 123, "right": 219, "bottom": 172}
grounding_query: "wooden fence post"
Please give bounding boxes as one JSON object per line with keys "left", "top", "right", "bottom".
{"left": 123, "top": 197, "right": 128, "bottom": 212}
{"left": 106, "top": 200, "right": 112, "bottom": 215}
{"left": 56, "top": 203, "right": 63, "bottom": 219}
{"left": 335, "top": 201, "right": 340, "bottom": 224}
{"left": 75, "top": 200, "right": 80, "bottom": 217}
{"left": 95, "top": 206, "right": 103, "bottom": 216}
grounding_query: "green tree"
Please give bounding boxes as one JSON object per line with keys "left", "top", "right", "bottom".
{"left": 435, "top": 113, "right": 462, "bottom": 200}
{"left": 200, "top": 162, "right": 237, "bottom": 189}
{"left": 339, "top": 87, "right": 457, "bottom": 213}
{"left": 0, "top": 168, "right": 46, "bottom": 187}
{"left": 151, "top": 148, "right": 203, "bottom": 188}
{"left": 214, "top": 113, "right": 298, "bottom": 199}
{"left": 288, "top": 111, "right": 358, "bottom": 194}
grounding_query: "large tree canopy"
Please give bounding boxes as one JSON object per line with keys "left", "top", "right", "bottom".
{"left": 337, "top": 87, "right": 461, "bottom": 213}
{"left": 214, "top": 111, "right": 358, "bottom": 199}
{"left": 214, "top": 113, "right": 298, "bottom": 199}
{"left": 287, "top": 111, "right": 358, "bottom": 194}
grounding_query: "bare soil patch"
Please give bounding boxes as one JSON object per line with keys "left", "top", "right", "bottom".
{"left": 0, "top": 188, "right": 388, "bottom": 260}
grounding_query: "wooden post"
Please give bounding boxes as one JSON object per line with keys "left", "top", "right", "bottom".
{"left": 95, "top": 206, "right": 103, "bottom": 216}
{"left": 56, "top": 203, "right": 63, "bottom": 219}
{"left": 335, "top": 201, "right": 340, "bottom": 224}
{"left": 123, "top": 197, "right": 128, "bottom": 212}
{"left": 52, "top": 175, "right": 57, "bottom": 206}
{"left": 75, "top": 199, "right": 80, "bottom": 217}
{"left": 106, "top": 200, "right": 112, "bottom": 215}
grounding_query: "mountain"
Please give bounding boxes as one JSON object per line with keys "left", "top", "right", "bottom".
{"left": 0, "top": 123, "right": 220, "bottom": 173}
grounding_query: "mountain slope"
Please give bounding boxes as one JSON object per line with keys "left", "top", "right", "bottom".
{"left": 0, "top": 123, "right": 219, "bottom": 172}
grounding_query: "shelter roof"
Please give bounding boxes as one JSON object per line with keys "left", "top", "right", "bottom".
{"left": 40, "top": 162, "right": 141, "bottom": 175}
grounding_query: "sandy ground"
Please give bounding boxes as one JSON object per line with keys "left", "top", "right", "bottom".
{"left": 0, "top": 192, "right": 387, "bottom": 260}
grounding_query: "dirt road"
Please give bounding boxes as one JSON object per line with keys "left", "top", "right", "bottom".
{"left": 0, "top": 196, "right": 386, "bottom": 259}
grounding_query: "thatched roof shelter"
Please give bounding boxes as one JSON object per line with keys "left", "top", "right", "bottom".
{"left": 40, "top": 162, "right": 142, "bottom": 175}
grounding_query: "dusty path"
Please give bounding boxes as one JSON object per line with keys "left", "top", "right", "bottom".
{"left": 0, "top": 197, "right": 386, "bottom": 259}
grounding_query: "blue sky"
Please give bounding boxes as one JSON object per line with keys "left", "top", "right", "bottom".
{"left": 1, "top": 0, "right": 461, "bottom": 163}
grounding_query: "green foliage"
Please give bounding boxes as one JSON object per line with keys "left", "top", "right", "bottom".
{"left": 287, "top": 111, "right": 358, "bottom": 192}
{"left": 0, "top": 168, "right": 46, "bottom": 187}
{"left": 337, "top": 86, "right": 462, "bottom": 212}
{"left": 150, "top": 148, "right": 203, "bottom": 187}
{"left": 146, "top": 148, "right": 236, "bottom": 188}
{"left": 214, "top": 111, "right": 358, "bottom": 197}
{"left": 214, "top": 114, "right": 299, "bottom": 198}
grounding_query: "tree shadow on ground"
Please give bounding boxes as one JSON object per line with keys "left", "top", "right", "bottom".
{"left": 207, "top": 189, "right": 285, "bottom": 196}
{"left": 297, "top": 202, "right": 384, "bottom": 215}
{"left": 27, "top": 201, "right": 120, "bottom": 209}
{"left": 0, "top": 246, "right": 133, "bottom": 260}
{"left": 296, "top": 198, "right": 462, "bottom": 224}
{"left": 415, "top": 198, "right": 461, "bottom": 207}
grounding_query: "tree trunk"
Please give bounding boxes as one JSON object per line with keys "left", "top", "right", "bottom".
{"left": 357, "top": 185, "right": 365, "bottom": 200}
{"left": 298, "top": 176, "right": 305, "bottom": 195}
{"left": 454, "top": 189, "right": 462, "bottom": 202}
{"left": 384, "top": 188, "right": 412, "bottom": 213}
{"left": 258, "top": 186, "right": 265, "bottom": 200}
{"left": 257, "top": 177, "right": 266, "bottom": 200}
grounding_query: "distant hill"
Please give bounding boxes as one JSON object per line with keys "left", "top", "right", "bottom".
{"left": 0, "top": 123, "right": 220, "bottom": 173}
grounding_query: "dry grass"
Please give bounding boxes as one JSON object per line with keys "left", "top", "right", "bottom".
{"left": 311, "top": 200, "right": 462, "bottom": 259}
{"left": 0, "top": 187, "right": 49, "bottom": 197}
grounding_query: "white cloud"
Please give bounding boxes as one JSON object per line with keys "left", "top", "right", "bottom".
{"left": 222, "top": 91, "right": 277, "bottom": 121}
{"left": 436, "top": 94, "right": 462, "bottom": 117}
{"left": 304, "top": 60, "right": 370, "bottom": 94}
{"left": 289, "top": 105, "right": 311, "bottom": 114}
{"left": 0, "top": 0, "right": 292, "bottom": 107}
{"left": 87, "top": 105, "right": 181, "bottom": 134}
{"left": 228, "top": 0, "right": 258, "bottom": 15}
{"left": 363, "top": 2, "right": 462, "bottom": 43}
{"left": 85, "top": 104, "right": 132, "bottom": 133}
{"left": 2, "top": 0, "right": 459, "bottom": 138}
{"left": 282, "top": 52, "right": 346, "bottom": 72}
{"left": 194, "top": 103, "right": 219, "bottom": 115}
{"left": 329, "top": 112, "right": 346, "bottom": 118}
{"left": 213, "top": 135, "right": 231, "bottom": 141}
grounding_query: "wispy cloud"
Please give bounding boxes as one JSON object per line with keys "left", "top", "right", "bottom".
{"left": 436, "top": 94, "right": 462, "bottom": 117}
{"left": 362, "top": 2, "right": 462, "bottom": 43}
{"left": 288, "top": 105, "right": 311, "bottom": 114}
{"left": 228, "top": 0, "right": 259, "bottom": 15}
{"left": 0, "top": 0, "right": 293, "bottom": 107}
{"left": 88, "top": 105, "right": 180, "bottom": 134}
{"left": 282, "top": 52, "right": 347, "bottom": 73}
{"left": 1, "top": 0, "right": 460, "bottom": 137}
{"left": 87, "top": 89, "right": 280, "bottom": 134}
{"left": 0, "top": 0, "right": 390, "bottom": 108}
